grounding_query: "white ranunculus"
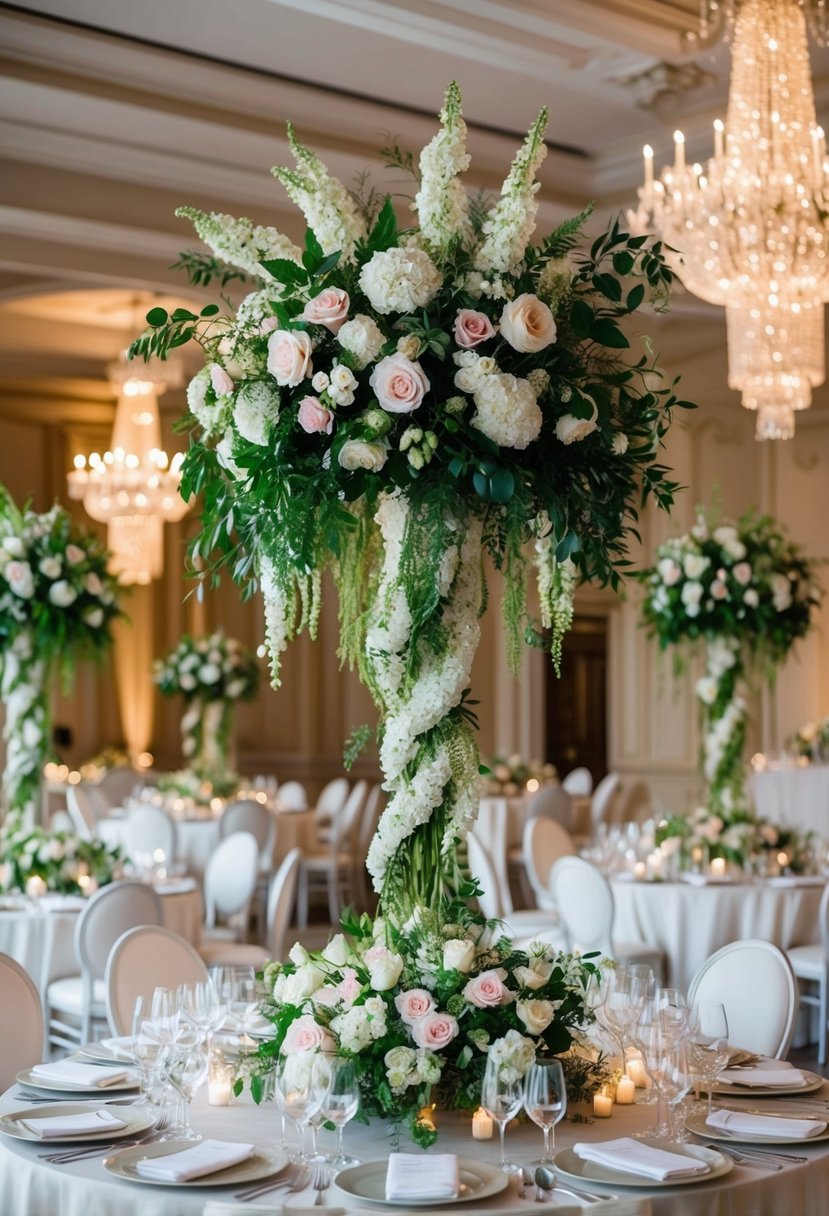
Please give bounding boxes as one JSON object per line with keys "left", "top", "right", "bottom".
{"left": 442, "top": 938, "right": 476, "bottom": 974}
{"left": 39, "top": 556, "right": 62, "bottom": 579}
{"left": 48, "top": 580, "right": 78, "bottom": 608}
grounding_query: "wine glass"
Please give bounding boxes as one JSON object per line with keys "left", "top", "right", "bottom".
{"left": 657, "top": 988, "right": 689, "bottom": 1046}
{"left": 320, "top": 1057, "right": 361, "bottom": 1170}
{"left": 638, "top": 1020, "right": 690, "bottom": 1141}
{"left": 130, "top": 997, "right": 163, "bottom": 1115}
{"left": 523, "top": 1058, "right": 567, "bottom": 1164}
{"left": 688, "top": 1001, "right": 730, "bottom": 1120}
{"left": 277, "top": 1052, "right": 324, "bottom": 1163}
{"left": 179, "top": 979, "right": 226, "bottom": 1042}
{"left": 481, "top": 1053, "right": 523, "bottom": 1174}
{"left": 603, "top": 966, "right": 647, "bottom": 1070}
{"left": 164, "top": 1037, "right": 209, "bottom": 1140}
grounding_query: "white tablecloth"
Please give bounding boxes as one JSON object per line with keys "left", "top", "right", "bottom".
{"left": 752, "top": 765, "right": 829, "bottom": 839}
{"left": 476, "top": 796, "right": 527, "bottom": 914}
{"left": 611, "top": 877, "right": 824, "bottom": 990}
{"left": 2, "top": 1077, "right": 829, "bottom": 1215}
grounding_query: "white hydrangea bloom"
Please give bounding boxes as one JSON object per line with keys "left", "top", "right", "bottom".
{"left": 187, "top": 368, "right": 229, "bottom": 437}
{"left": 271, "top": 124, "right": 367, "bottom": 259}
{"left": 337, "top": 314, "right": 386, "bottom": 369}
{"left": 233, "top": 381, "right": 280, "bottom": 446}
{"left": 175, "top": 206, "right": 301, "bottom": 282}
{"left": 413, "top": 81, "right": 471, "bottom": 251}
{"left": 359, "top": 247, "right": 442, "bottom": 315}
{"left": 235, "top": 290, "right": 278, "bottom": 331}
{"left": 471, "top": 373, "right": 542, "bottom": 449}
{"left": 474, "top": 108, "right": 549, "bottom": 275}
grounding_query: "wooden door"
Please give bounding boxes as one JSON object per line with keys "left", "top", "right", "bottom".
{"left": 545, "top": 615, "right": 608, "bottom": 782}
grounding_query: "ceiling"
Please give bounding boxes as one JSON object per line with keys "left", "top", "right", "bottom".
{"left": 1, "top": 0, "right": 829, "bottom": 420}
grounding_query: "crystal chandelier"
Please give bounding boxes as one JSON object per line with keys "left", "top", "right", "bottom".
{"left": 67, "top": 355, "right": 189, "bottom": 584}
{"left": 629, "top": 0, "right": 829, "bottom": 440}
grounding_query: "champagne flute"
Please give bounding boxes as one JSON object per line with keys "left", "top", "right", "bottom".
{"left": 523, "top": 1058, "right": 567, "bottom": 1164}
{"left": 321, "top": 1057, "right": 361, "bottom": 1170}
{"left": 481, "top": 1054, "right": 523, "bottom": 1174}
{"left": 277, "top": 1052, "right": 324, "bottom": 1163}
{"left": 688, "top": 1001, "right": 730, "bottom": 1120}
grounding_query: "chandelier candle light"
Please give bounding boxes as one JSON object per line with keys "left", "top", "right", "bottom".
{"left": 630, "top": 0, "right": 829, "bottom": 440}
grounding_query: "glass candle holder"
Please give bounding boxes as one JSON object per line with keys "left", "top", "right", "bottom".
{"left": 207, "top": 1048, "right": 234, "bottom": 1106}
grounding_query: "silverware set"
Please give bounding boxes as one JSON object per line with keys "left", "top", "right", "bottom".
{"left": 234, "top": 1163, "right": 310, "bottom": 1202}
{"left": 703, "top": 1142, "right": 808, "bottom": 1171}
{"left": 39, "top": 1125, "right": 167, "bottom": 1165}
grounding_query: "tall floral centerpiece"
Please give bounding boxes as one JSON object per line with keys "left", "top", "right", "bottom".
{"left": 641, "top": 512, "right": 820, "bottom": 821}
{"left": 0, "top": 487, "right": 123, "bottom": 824}
{"left": 154, "top": 630, "right": 258, "bottom": 797}
{"left": 133, "top": 83, "right": 690, "bottom": 926}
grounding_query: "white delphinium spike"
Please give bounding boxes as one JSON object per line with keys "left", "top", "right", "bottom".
{"left": 474, "top": 107, "right": 549, "bottom": 275}
{"left": 414, "top": 81, "right": 472, "bottom": 253}
{"left": 175, "top": 207, "right": 301, "bottom": 282}
{"left": 271, "top": 124, "right": 367, "bottom": 260}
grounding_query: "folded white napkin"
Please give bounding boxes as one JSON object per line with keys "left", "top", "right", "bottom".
{"left": 30, "top": 1061, "right": 130, "bottom": 1089}
{"left": 717, "top": 1065, "right": 806, "bottom": 1089}
{"left": 573, "top": 1137, "right": 710, "bottom": 1180}
{"left": 679, "top": 872, "right": 732, "bottom": 886}
{"left": 707, "top": 1108, "right": 826, "bottom": 1139}
{"left": 99, "top": 1036, "right": 136, "bottom": 1062}
{"left": 20, "top": 1108, "right": 127, "bottom": 1139}
{"left": 134, "top": 1139, "right": 256, "bottom": 1183}
{"left": 385, "top": 1152, "right": 460, "bottom": 1200}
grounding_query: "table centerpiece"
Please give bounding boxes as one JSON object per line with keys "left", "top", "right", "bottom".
{"left": 0, "top": 821, "right": 123, "bottom": 896}
{"left": 130, "top": 82, "right": 693, "bottom": 1135}
{"left": 790, "top": 715, "right": 829, "bottom": 764}
{"left": 154, "top": 629, "right": 259, "bottom": 798}
{"left": 0, "top": 486, "right": 124, "bottom": 825}
{"left": 483, "top": 754, "right": 557, "bottom": 797}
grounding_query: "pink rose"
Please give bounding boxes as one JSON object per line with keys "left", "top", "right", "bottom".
{"left": 463, "top": 968, "right": 512, "bottom": 1008}
{"left": 301, "top": 287, "right": 350, "bottom": 334}
{"left": 65, "top": 544, "right": 86, "bottom": 566}
{"left": 453, "top": 309, "right": 496, "bottom": 349}
{"left": 711, "top": 579, "right": 728, "bottom": 600}
{"left": 268, "top": 329, "right": 313, "bottom": 387}
{"left": 410, "top": 1010, "right": 459, "bottom": 1050}
{"left": 210, "top": 364, "right": 234, "bottom": 396}
{"left": 298, "top": 395, "right": 334, "bottom": 435}
{"left": 733, "top": 562, "right": 752, "bottom": 586}
{"left": 337, "top": 967, "right": 363, "bottom": 1008}
{"left": 259, "top": 316, "right": 280, "bottom": 335}
{"left": 282, "top": 1013, "right": 335, "bottom": 1054}
{"left": 369, "top": 353, "right": 429, "bottom": 414}
{"left": 394, "top": 988, "right": 436, "bottom": 1025}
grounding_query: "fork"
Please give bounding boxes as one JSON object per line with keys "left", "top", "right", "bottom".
{"left": 41, "top": 1107, "right": 170, "bottom": 1163}
{"left": 704, "top": 1142, "right": 807, "bottom": 1168}
{"left": 312, "top": 1164, "right": 332, "bottom": 1206}
{"left": 234, "top": 1164, "right": 310, "bottom": 1202}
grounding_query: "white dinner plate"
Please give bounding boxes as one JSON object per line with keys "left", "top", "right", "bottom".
{"left": 552, "top": 1140, "right": 732, "bottom": 1189}
{"left": 0, "top": 1102, "right": 155, "bottom": 1144}
{"left": 78, "top": 1037, "right": 136, "bottom": 1065}
{"left": 16, "top": 1067, "right": 140, "bottom": 1095}
{"left": 102, "top": 1140, "right": 286, "bottom": 1187}
{"left": 686, "top": 1110, "right": 829, "bottom": 1146}
{"left": 711, "top": 1069, "right": 824, "bottom": 1098}
{"left": 333, "top": 1158, "right": 508, "bottom": 1207}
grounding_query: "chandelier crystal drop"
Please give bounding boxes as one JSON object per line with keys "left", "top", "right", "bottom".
{"left": 67, "top": 355, "right": 189, "bottom": 584}
{"left": 629, "top": 0, "right": 829, "bottom": 440}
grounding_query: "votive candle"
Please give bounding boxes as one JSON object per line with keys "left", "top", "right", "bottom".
{"left": 615, "top": 1077, "right": 635, "bottom": 1105}
{"left": 472, "top": 1107, "right": 493, "bottom": 1139}
{"left": 593, "top": 1091, "right": 613, "bottom": 1118}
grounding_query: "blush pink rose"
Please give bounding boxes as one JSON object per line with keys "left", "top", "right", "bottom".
{"left": 259, "top": 316, "right": 280, "bottom": 335}
{"left": 337, "top": 967, "right": 363, "bottom": 1007}
{"left": 282, "top": 1014, "right": 335, "bottom": 1054}
{"left": 66, "top": 544, "right": 86, "bottom": 566}
{"left": 453, "top": 308, "right": 496, "bottom": 349}
{"left": 210, "top": 364, "right": 234, "bottom": 396}
{"left": 297, "top": 395, "right": 334, "bottom": 435}
{"left": 410, "top": 1011, "right": 459, "bottom": 1050}
{"left": 301, "top": 287, "right": 350, "bottom": 334}
{"left": 733, "top": 562, "right": 752, "bottom": 586}
{"left": 710, "top": 579, "right": 728, "bottom": 600}
{"left": 268, "top": 329, "right": 313, "bottom": 387}
{"left": 394, "top": 988, "right": 436, "bottom": 1025}
{"left": 463, "top": 968, "right": 512, "bottom": 1008}
{"left": 369, "top": 353, "right": 429, "bottom": 414}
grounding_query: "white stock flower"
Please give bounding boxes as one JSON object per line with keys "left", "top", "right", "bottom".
{"left": 475, "top": 108, "right": 548, "bottom": 275}
{"left": 471, "top": 373, "right": 541, "bottom": 449}
{"left": 359, "top": 247, "right": 442, "bottom": 315}
{"left": 187, "top": 368, "right": 228, "bottom": 437}
{"left": 337, "top": 314, "right": 386, "bottom": 369}
{"left": 414, "top": 81, "right": 471, "bottom": 250}
{"left": 272, "top": 124, "right": 367, "bottom": 259}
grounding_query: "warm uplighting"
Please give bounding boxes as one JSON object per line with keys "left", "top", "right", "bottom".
{"left": 136, "top": 751, "right": 154, "bottom": 769}
{"left": 630, "top": 0, "right": 829, "bottom": 440}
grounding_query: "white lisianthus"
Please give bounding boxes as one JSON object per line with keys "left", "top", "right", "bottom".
{"left": 442, "top": 938, "right": 476, "bottom": 974}
{"left": 48, "top": 580, "right": 78, "bottom": 608}
{"left": 337, "top": 314, "right": 386, "bottom": 369}
{"left": 39, "top": 556, "right": 61, "bottom": 579}
{"left": 359, "top": 247, "right": 442, "bottom": 315}
{"left": 516, "top": 998, "right": 556, "bottom": 1035}
{"left": 471, "top": 373, "right": 541, "bottom": 449}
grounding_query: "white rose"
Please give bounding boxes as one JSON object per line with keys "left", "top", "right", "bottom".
{"left": 179, "top": 673, "right": 197, "bottom": 691}
{"left": 83, "top": 607, "right": 104, "bottom": 628}
{"left": 681, "top": 581, "right": 703, "bottom": 607}
{"left": 337, "top": 314, "right": 386, "bottom": 369}
{"left": 513, "top": 962, "right": 553, "bottom": 991}
{"left": 197, "top": 663, "right": 221, "bottom": 684}
{"left": 289, "top": 943, "right": 310, "bottom": 967}
{"left": 657, "top": 558, "right": 681, "bottom": 586}
{"left": 442, "top": 938, "right": 476, "bottom": 974}
{"left": 338, "top": 439, "right": 388, "bottom": 473}
{"left": 555, "top": 396, "right": 599, "bottom": 445}
{"left": 39, "top": 556, "right": 61, "bottom": 579}
{"left": 516, "top": 998, "right": 556, "bottom": 1035}
{"left": 713, "top": 525, "right": 738, "bottom": 547}
{"left": 48, "top": 580, "right": 78, "bottom": 608}
{"left": 683, "top": 554, "right": 709, "bottom": 580}
{"left": 283, "top": 963, "right": 325, "bottom": 1003}
{"left": 365, "top": 947, "right": 404, "bottom": 991}
{"left": 499, "top": 293, "right": 557, "bottom": 353}
{"left": 744, "top": 588, "right": 760, "bottom": 608}
{"left": 322, "top": 933, "right": 350, "bottom": 966}
{"left": 267, "top": 329, "right": 313, "bottom": 387}
{"left": 5, "top": 560, "right": 34, "bottom": 599}
{"left": 2, "top": 537, "right": 24, "bottom": 557}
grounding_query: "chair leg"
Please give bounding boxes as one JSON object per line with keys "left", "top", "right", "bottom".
{"left": 327, "top": 866, "right": 340, "bottom": 929}
{"left": 297, "top": 865, "right": 309, "bottom": 929}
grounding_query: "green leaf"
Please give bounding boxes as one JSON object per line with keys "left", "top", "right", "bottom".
{"left": 303, "top": 226, "right": 324, "bottom": 272}
{"left": 365, "top": 196, "right": 398, "bottom": 254}
{"left": 612, "top": 251, "right": 635, "bottom": 275}
{"left": 200, "top": 303, "right": 220, "bottom": 317}
{"left": 146, "top": 307, "right": 168, "bottom": 327}
{"left": 593, "top": 273, "right": 621, "bottom": 302}
{"left": 259, "top": 258, "right": 309, "bottom": 287}
{"left": 626, "top": 283, "right": 645, "bottom": 311}
{"left": 315, "top": 251, "right": 341, "bottom": 278}
{"left": 555, "top": 532, "right": 582, "bottom": 561}
{"left": 489, "top": 467, "right": 515, "bottom": 504}
{"left": 570, "top": 298, "right": 593, "bottom": 339}
{"left": 171, "top": 307, "right": 197, "bottom": 322}
{"left": 591, "top": 318, "right": 629, "bottom": 348}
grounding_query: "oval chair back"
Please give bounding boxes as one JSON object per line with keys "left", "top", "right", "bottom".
{"left": 0, "top": 954, "right": 43, "bottom": 1086}
{"left": 526, "top": 784, "right": 573, "bottom": 830}
{"left": 687, "top": 940, "right": 799, "bottom": 1059}
{"left": 124, "top": 803, "right": 177, "bottom": 862}
{"left": 549, "top": 856, "right": 614, "bottom": 956}
{"left": 465, "top": 832, "right": 505, "bottom": 921}
{"left": 203, "top": 831, "right": 260, "bottom": 928}
{"left": 266, "top": 848, "right": 302, "bottom": 961}
{"left": 523, "top": 816, "right": 575, "bottom": 911}
{"left": 106, "top": 925, "right": 208, "bottom": 1036}
{"left": 562, "top": 767, "right": 593, "bottom": 797}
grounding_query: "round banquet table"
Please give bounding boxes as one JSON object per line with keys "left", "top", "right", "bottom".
{"left": 611, "top": 876, "right": 824, "bottom": 991}
{"left": 751, "top": 764, "right": 829, "bottom": 839}
{"left": 2, "top": 1079, "right": 829, "bottom": 1215}
{"left": 0, "top": 884, "right": 202, "bottom": 998}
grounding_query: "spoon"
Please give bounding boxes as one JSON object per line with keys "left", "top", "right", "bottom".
{"left": 518, "top": 1166, "right": 533, "bottom": 1199}
{"left": 534, "top": 1164, "right": 611, "bottom": 1204}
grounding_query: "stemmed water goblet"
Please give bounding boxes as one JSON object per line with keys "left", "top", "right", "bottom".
{"left": 523, "top": 1058, "right": 567, "bottom": 1164}
{"left": 602, "top": 966, "right": 648, "bottom": 1072}
{"left": 481, "top": 1053, "right": 523, "bottom": 1175}
{"left": 637, "top": 1016, "right": 691, "bottom": 1141}
{"left": 688, "top": 1001, "right": 730, "bottom": 1121}
{"left": 320, "top": 1056, "right": 361, "bottom": 1170}
{"left": 277, "top": 1052, "right": 325, "bottom": 1163}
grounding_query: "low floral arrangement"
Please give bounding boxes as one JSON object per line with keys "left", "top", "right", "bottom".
{"left": 257, "top": 904, "right": 598, "bottom": 1145}
{"left": 656, "top": 804, "right": 815, "bottom": 872}
{"left": 0, "top": 823, "right": 124, "bottom": 896}
{"left": 154, "top": 631, "right": 258, "bottom": 794}
{"left": 483, "top": 754, "right": 557, "bottom": 796}
{"left": 641, "top": 511, "right": 820, "bottom": 819}
{"left": 790, "top": 717, "right": 829, "bottom": 763}
{"left": 0, "top": 486, "right": 123, "bottom": 822}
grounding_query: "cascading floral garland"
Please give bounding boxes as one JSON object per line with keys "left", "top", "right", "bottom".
{"left": 131, "top": 82, "right": 692, "bottom": 921}
{"left": 153, "top": 630, "right": 259, "bottom": 798}
{"left": 0, "top": 487, "right": 123, "bottom": 824}
{"left": 641, "top": 511, "right": 820, "bottom": 823}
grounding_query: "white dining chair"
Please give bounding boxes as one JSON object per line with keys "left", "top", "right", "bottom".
{"left": 277, "top": 780, "right": 308, "bottom": 811}
{"left": 297, "top": 780, "right": 367, "bottom": 927}
{"left": 97, "top": 765, "right": 146, "bottom": 810}
{"left": 65, "top": 785, "right": 96, "bottom": 841}
{"left": 787, "top": 883, "right": 829, "bottom": 1063}
{"left": 688, "top": 939, "right": 799, "bottom": 1060}
{"left": 0, "top": 954, "right": 44, "bottom": 1087}
{"left": 527, "top": 784, "right": 573, "bottom": 829}
{"left": 47, "top": 880, "right": 163, "bottom": 1048}
{"left": 105, "top": 925, "right": 208, "bottom": 1036}
{"left": 314, "top": 777, "right": 350, "bottom": 839}
{"left": 199, "top": 848, "right": 302, "bottom": 969}
{"left": 590, "top": 771, "right": 621, "bottom": 832}
{"left": 124, "top": 802, "right": 178, "bottom": 862}
{"left": 548, "top": 856, "right": 664, "bottom": 975}
{"left": 465, "top": 832, "right": 565, "bottom": 944}
{"left": 219, "top": 799, "right": 275, "bottom": 867}
{"left": 562, "top": 766, "right": 593, "bottom": 798}
{"left": 201, "top": 831, "right": 260, "bottom": 945}
{"left": 354, "top": 783, "right": 384, "bottom": 911}
{"left": 522, "top": 816, "right": 575, "bottom": 912}
{"left": 506, "top": 786, "right": 574, "bottom": 906}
